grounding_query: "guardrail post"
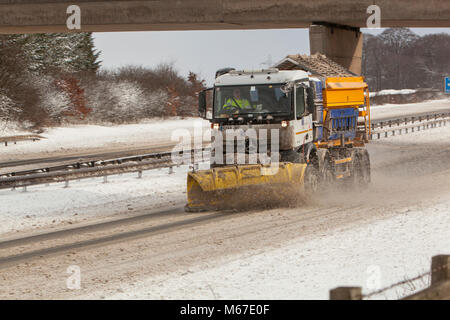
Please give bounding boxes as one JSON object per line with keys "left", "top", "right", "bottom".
{"left": 137, "top": 171, "right": 142, "bottom": 179}
{"left": 431, "top": 255, "right": 450, "bottom": 285}
{"left": 330, "top": 287, "right": 362, "bottom": 300}
{"left": 64, "top": 180, "right": 69, "bottom": 188}
{"left": 103, "top": 176, "right": 108, "bottom": 184}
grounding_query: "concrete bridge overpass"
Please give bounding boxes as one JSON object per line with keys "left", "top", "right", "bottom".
{"left": 0, "top": 0, "right": 449, "bottom": 74}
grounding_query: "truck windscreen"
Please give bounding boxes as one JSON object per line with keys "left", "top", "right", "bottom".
{"left": 214, "top": 84, "right": 291, "bottom": 118}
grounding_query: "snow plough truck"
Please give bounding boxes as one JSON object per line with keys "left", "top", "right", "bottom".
{"left": 186, "top": 54, "right": 371, "bottom": 212}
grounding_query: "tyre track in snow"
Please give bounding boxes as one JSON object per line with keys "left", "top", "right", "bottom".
{"left": 0, "top": 201, "right": 365, "bottom": 270}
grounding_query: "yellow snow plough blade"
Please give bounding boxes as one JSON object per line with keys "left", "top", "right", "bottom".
{"left": 186, "top": 163, "right": 307, "bottom": 212}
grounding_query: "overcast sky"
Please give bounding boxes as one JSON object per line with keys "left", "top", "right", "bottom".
{"left": 93, "top": 28, "right": 450, "bottom": 85}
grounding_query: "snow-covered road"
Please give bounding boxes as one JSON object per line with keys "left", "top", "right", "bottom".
{"left": 0, "top": 110, "right": 449, "bottom": 300}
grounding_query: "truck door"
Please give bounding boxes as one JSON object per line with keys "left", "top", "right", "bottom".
{"left": 294, "top": 84, "right": 313, "bottom": 147}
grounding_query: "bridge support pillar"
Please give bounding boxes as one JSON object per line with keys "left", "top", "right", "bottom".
{"left": 309, "top": 23, "right": 363, "bottom": 75}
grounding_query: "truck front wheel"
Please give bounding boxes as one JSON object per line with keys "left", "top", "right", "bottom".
{"left": 304, "top": 163, "right": 320, "bottom": 195}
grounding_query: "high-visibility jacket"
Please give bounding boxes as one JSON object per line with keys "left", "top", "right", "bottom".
{"left": 223, "top": 98, "right": 251, "bottom": 110}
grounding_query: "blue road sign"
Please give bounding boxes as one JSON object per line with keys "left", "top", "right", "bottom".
{"left": 446, "top": 77, "right": 450, "bottom": 93}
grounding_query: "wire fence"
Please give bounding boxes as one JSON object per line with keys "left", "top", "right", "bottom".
{"left": 370, "top": 113, "right": 450, "bottom": 140}
{"left": 330, "top": 256, "right": 450, "bottom": 300}
{"left": 361, "top": 270, "right": 431, "bottom": 300}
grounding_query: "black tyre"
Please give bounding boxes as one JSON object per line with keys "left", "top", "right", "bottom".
{"left": 352, "top": 149, "right": 371, "bottom": 189}
{"left": 320, "top": 159, "right": 335, "bottom": 190}
{"left": 304, "top": 163, "right": 320, "bottom": 195}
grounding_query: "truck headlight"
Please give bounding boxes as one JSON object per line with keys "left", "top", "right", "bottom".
{"left": 281, "top": 121, "right": 288, "bottom": 127}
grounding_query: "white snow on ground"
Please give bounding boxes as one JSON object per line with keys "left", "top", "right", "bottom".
{"left": 369, "top": 89, "right": 417, "bottom": 97}
{"left": 370, "top": 98, "right": 450, "bottom": 120}
{"left": 0, "top": 163, "right": 204, "bottom": 236}
{"left": 0, "top": 118, "right": 210, "bottom": 158}
{"left": 94, "top": 197, "right": 450, "bottom": 300}
{"left": 0, "top": 121, "right": 31, "bottom": 137}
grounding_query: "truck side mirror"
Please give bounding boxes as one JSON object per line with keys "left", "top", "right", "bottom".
{"left": 306, "top": 87, "right": 315, "bottom": 114}
{"left": 198, "top": 90, "right": 207, "bottom": 118}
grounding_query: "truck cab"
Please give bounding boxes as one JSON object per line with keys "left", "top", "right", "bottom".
{"left": 199, "top": 68, "right": 324, "bottom": 164}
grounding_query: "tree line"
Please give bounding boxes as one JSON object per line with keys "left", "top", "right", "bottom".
{"left": 0, "top": 32, "right": 205, "bottom": 129}
{"left": 362, "top": 28, "right": 450, "bottom": 92}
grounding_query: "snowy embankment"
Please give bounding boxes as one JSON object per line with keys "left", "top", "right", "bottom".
{"left": 370, "top": 98, "right": 450, "bottom": 121}
{"left": 0, "top": 118, "right": 210, "bottom": 160}
{"left": 0, "top": 163, "right": 206, "bottom": 236}
{"left": 0, "top": 121, "right": 31, "bottom": 137}
{"left": 369, "top": 89, "right": 417, "bottom": 98}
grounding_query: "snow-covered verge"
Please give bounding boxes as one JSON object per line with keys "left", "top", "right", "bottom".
{"left": 0, "top": 121, "right": 32, "bottom": 137}
{"left": 370, "top": 98, "right": 450, "bottom": 120}
{"left": 0, "top": 163, "right": 204, "bottom": 236}
{"left": 369, "top": 89, "right": 417, "bottom": 97}
{"left": 0, "top": 118, "right": 210, "bottom": 160}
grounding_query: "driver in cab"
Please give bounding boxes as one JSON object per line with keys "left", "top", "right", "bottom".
{"left": 222, "top": 88, "right": 251, "bottom": 112}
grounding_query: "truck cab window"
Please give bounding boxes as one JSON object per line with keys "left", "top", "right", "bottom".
{"left": 296, "top": 87, "right": 305, "bottom": 118}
